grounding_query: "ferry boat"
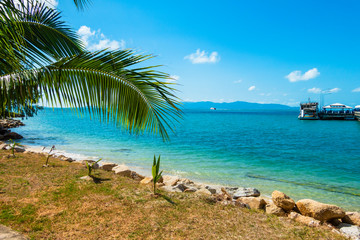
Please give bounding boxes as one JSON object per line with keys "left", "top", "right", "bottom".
{"left": 319, "top": 103, "right": 354, "bottom": 120}
{"left": 354, "top": 105, "right": 360, "bottom": 121}
{"left": 210, "top": 107, "right": 216, "bottom": 110}
{"left": 298, "top": 101, "right": 319, "bottom": 120}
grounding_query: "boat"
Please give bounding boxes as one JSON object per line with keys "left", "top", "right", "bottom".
{"left": 319, "top": 103, "right": 354, "bottom": 120}
{"left": 210, "top": 107, "right": 216, "bottom": 110}
{"left": 354, "top": 105, "right": 360, "bottom": 121}
{"left": 298, "top": 101, "right": 319, "bottom": 120}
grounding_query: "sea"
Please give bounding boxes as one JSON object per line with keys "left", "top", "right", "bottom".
{"left": 14, "top": 107, "right": 360, "bottom": 211}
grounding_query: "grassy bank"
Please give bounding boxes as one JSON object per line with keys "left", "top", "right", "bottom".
{"left": 0, "top": 150, "right": 346, "bottom": 240}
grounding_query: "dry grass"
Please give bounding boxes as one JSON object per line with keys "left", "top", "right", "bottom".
{"left": 0, "top": 150, "right": 346, "bottom": 240}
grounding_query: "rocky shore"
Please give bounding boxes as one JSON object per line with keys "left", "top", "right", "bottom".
{"left": 1, "top": 141, "right": 360, "bottom": 239}
{"left": 0, "top": 119, "right": 24, "bottom": 140}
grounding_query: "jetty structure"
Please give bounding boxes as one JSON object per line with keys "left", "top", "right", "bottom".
{"left": 298, "top": 101, "right": 358, "bottom": 120}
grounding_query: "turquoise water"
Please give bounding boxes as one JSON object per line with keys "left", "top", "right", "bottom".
{"left": 15, "top": 108, "right": 360, "bottom": 211}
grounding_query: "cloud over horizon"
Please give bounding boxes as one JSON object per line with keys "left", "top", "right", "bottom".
{"left": 286, "top": 68, "right": 320, "bottom": 82}
{"left": 248, "top": 86, "right": 256, "bottom": 91}
{"left": 184, "top": 49, "right": 219, "bottom": 64}
{"left": 77, "top": 26, "right": 125, "bottom": 51}
{"left": 352, "top": 87, "right": 360, "bottom": 92}
{"left": 307, "top": 87, "right": 341, "bottom": 94}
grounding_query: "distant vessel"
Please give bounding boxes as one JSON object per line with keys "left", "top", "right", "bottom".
{"left": 354, "top": 105, "right": 360, "bottom": 121}
{"left": 298, "top": 100, "right": 319, "bottom": 120}
{"left": 210, "top": 107, "right": 216, "bottom": 110}
{"left": 320, "top": 103, "right": 354, "bottom": 120}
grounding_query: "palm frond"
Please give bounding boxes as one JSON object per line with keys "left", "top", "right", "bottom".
{"left": 73, "top": 0, "right": 91, "bottom": 10}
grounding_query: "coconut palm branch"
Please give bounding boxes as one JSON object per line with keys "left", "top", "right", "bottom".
{"left": 0, "top": 0, "right": 181, "bottom": 140}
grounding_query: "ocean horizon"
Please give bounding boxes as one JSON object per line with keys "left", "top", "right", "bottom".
{"left": 15, "top": 107, "right": 360, "bottom": 211}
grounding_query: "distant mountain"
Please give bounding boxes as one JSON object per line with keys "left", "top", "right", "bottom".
{"left": 182, "top": 101, "right": 298, "bottom": 110}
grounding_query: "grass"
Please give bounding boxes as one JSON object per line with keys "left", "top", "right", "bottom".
{"left": 0, "top": 150, "right": 347, "bottom": 240}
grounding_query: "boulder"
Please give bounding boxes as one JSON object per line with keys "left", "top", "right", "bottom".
{"left": 140, "top": 177, "right": 153, "bottom": 185}
{"left": 162, "top": 175, "right": 179, "bottom": 186}
{"left": 338, "top": 223, "right": 360, "bottom": 240}
{"left": 237, "top": 197, "right": 266, "bottom": 210}
{"left": 0, "top": 143, "right": 7, "bottom": 150}
{"left": 178, "top": 178, "right": 194, "bottom": 185}
{"left": 272, "top": 190, "right": 295, "bottom": 211}
{"left": 205, "top": 185, "right": 219, "bottom": 194}
{"left": 160, "top": 185, "right": 183, "bottom": 193}
{"left": 3, "top": 131, "right": 23, "bottom": 140}
{"left": 184, "top": 187, "right": 197, "bottom": 193}
{"left": 63, "top": 157, "right": 74, "bottom": 162}
{"left": 174, "top": 183, "right": 187, "bottom": 192}
{"left": 195, "top": 188, "right": 212, "bottom": 196}
{"left": 130, "top": 171, "right": 145, "bottom": 181}
{"left": 112, "top": 165, "right": 132, "bottom": 177}
{"left": 296, "top": 199, "right": 345, "bottom": 222}
{"left": 265, "top": 202, "right": 286, "bottom": 216}
{"left": 288, "top": 211, "right": 321, "bottom": 227}
{"left": 233, "top": 188, "right": 260, "bottom": 199}
{"left": 343, "top": 212, "right": 360, "bottom": 226}
{"left": 100, "top": 163, "right": 118, "bottom": 171}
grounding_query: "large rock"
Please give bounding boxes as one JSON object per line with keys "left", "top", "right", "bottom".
{"left": 233, "top": 188, "right": 260, "bottom": 199}
{"left": 130, "top": 171, "right": 145, "bottom": 181}
{"left": 162, "top": 175, "right": 179, "bottom": 186}
{"left": 343, "top": 212, "right": 360, "bottom": 226}
{"left": 112, "top": 165, "right": 132, "bottom": 177}
{"left": 296, "top": 199, "right": 345, "bottom": 222}
{"left": 2, "top": 131, "right": 23, "bottom": 140}
{"left": 100, "top": 163, "right": 118, "bottom": 171}
{"left": 338, "top": 223, "right": 360, "bottom": 240}
{"left": 288, "top": 211, "right": 320, "bottom": 227}
{"left": 195, "top": 188, "right": 212, "bottom": 195}
{"left": 272, "top": 190, "right": 295, "bottom": 211}
{"left": 237, "top": 197, "right": 266, "bottom": 210}
{"left": 265, "top": 202, "right": 286, "bottom": 216}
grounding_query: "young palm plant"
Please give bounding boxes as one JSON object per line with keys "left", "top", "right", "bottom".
{"left": 152, "top": 155, "right": 163, "bottom": 195}
{"left": 85, "top": 159, "right": 102, "bottom": 177}
{"left": 8, "top": 138, "right": 23, "bottom": 157}
{"left": 0, "top": 0, "right": 181, "bottom": 140}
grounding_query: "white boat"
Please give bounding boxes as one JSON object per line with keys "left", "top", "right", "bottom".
{"left": 354, "top": 105, "right": 360, "bottom": 121}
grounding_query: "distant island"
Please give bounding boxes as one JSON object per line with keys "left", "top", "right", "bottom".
{"left": 182, "top": 101, "right": 298, "bottom": 110}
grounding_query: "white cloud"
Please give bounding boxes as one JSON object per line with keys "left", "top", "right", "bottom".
{"left": 308, "top": 87, "right": 322, "bottom": 94}
{"left": 248, "top": 86, "right": 256, "bottom": 91}
{"left": 286, "top": 68, "right": 320, "bottom": 82}
{"left": 77, "top": 25, "right": 125, "bottom": 51}
{"left": 14, "top": 0, "right": 58, "bottom": 8}
{"left": 166, "top": 75, "right": 180, "bottom": 83}
{"left": 184, "top": 49, "right": 219, "bottom": 64}
{"left": 233, "top": 80, "right": 242, "bottom": 84}
{"left": 328, "top": 87, "right": 340, "bottom": 93}
{"left": 352, "top": 87, "right": 360, "bottom": 92}
{"left": 307, "top": 87, "right": 341, "bottom": 94}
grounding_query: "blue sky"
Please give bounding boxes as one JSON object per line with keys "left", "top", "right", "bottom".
{"left": 53, "top": 0, "right": 360, "bottom": 106}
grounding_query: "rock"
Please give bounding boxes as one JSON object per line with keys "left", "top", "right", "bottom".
{"left": 195, "top": 188, "right": 212, "bottom": 195}
{"left": 160, "top": 185, "right": 183, "bottom": 193}
{"left": 288, "top": 211, "right": 321, "bottom": 227}
{"left": 233, "top": 188, "right": 260, "bottom": 199}
{"left": 338, "top": 223, "right": 360, "bottom": 240}
{"left": 235, "top": 201, "right": 250, "bottom": 208}
{"left": 2, "top": 131, "right": 23, "bottom": 140}
{"left": 237, "top": 197, "right": 266, "bottom": 210}
{"left": 205, "top": 185, "right": 218, "bottom": 194}
{"left": 329, "top": 218, "right": 343, "bottom": 226}
{"left": 14, "top": 146, "right": 25, "bottom": 152}
{"left": 80, "top": 176, "right": 93, "bottom": 181}
{"left": 112, "top": 165, "right": 132, "bottom": 177}
{"left": 265, "top": 202, "right": 286, "bottom": 216}
{"left": 174, "top": 183, "right": 187, "bottom": 192}
{"left": 272, "top": 190, "right": 295, "bottom": 211}
{"left": 130, "top": 171, "right": 145, "bottom": 181}
{"left": 343, "top": 212, "right": 360, "bottom": 226}
{"left": 296, "top": 199, "right": 345, "bottom": 222}
{"left": 100, "top": 163, "right": 118, "bottom": 171}
{"left": 178, "top": 178, "right": 194, "bottom": 185}
{"left": 140, "top": 177, "right": 153, "bottom": 184}
{"left": 162, "top": 175, "right": 179, "bottom": 186}
{"left": 63, "top": 157, "right": 74, "bottom": 162}
{"left": 0, "top": 143, "right": 7, "bottom": 150}
{"left": 184, "top": 187, "right": 197, "bottom": 193}
{"left": 0, "top": 224, "right": 28, "bottom": 240}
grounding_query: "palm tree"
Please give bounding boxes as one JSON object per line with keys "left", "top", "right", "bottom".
{"left": 0, "top": 0, "right": 181, "bottom": 140}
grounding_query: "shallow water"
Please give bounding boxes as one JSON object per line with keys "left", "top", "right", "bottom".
{"left": 15, "top": 108, "right": 360, "bottom": 211}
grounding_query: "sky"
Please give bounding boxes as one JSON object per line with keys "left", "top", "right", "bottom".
{"left": 46, "top": 0, "right": 360, "bottom": 106}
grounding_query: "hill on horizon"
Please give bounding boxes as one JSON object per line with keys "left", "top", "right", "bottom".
{"left": 182, "top": 101, "right": 298, "bottom": 110}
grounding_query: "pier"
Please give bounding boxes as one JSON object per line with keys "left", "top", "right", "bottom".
{"left": 299, "top": 102, "right": 360, "bottom": 120}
